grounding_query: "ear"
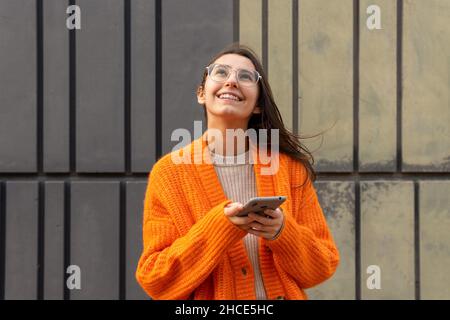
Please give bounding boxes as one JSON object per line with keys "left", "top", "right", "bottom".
{"left": 252, "top": 106, "right": 261, "bottom": 114}
{"left": 197, "top": 86, "right": 206, "bottom": 105}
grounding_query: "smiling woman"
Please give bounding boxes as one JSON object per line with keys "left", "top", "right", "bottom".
{"left": 197, "top": 54, "right": 262, "bottom": 132}
{"left": 135, "top": 43, "right": 340, "bottom": 300}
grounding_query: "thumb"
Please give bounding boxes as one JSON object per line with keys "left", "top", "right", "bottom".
{"left": 224, "top": 202, "right": 244, "bottom": 216}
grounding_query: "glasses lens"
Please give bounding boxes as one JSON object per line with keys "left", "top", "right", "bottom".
{"left": 210, "top": 65, "right": 230, "bottom": 82}
{"left": 237, "top": 69, "right": 257, "bottom": 85}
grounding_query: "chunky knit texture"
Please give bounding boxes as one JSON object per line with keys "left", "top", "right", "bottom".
{"left": 136, "top": 132, "right": 340, "bottom": 300}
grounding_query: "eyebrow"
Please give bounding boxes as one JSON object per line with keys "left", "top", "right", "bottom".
{"left": 216, "top": 63, "right": 255, "bottom": 72}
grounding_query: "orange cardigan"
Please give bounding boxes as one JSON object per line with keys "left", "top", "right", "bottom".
{"left": 136, "top": 133, "right": 340, "bottom": 300}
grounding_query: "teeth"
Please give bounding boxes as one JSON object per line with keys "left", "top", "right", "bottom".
{"left": 218, "top": 93, "right": 240, "bottom": 101}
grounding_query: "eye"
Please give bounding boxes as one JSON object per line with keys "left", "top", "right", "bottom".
{"left": 239, "top": 71, "right": 254, "bottom": 81}
{"left": 213, "top": 66, "right": 229, "bottom": 76}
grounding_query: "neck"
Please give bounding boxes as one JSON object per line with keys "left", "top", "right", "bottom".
{"left": 206, "top": 118, "right": 250, "bottom": 156}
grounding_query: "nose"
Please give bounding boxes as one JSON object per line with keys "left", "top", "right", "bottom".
{"left": 224, "top": 70, "right": 239, "bottom": 87}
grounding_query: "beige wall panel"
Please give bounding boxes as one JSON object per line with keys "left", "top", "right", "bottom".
{"left": 268, "top": 0, "right": 293, "bottom": 130}
{"left": 299, "top": 0, "right": 354, "bottom": 171}
{"left": 403, "top": 0, "right": 450, "bottom": 171}
{"left": 307, "top": 181, "right": 355, "bottom": 300}
{"left": 420, "top": 181, "right": 450, "bottom": 299}
{"left": 240, "top": 0, "right": 262, "bottom": 59}
{"left": 359, "top": 0, "right": 397, "bottom": 171}
{"left": 361, "top": 181, "right": 414, "bottom": 299}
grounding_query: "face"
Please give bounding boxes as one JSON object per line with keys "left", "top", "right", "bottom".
{"left": 197, "top": 54, "right": 261, "bottom": 126}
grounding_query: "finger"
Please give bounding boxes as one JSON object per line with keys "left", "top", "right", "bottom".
{"left": 225, "top": 201, "right": 240, "bottom": 208}
{"left": 248, "top": 213, "right": 277, "bottom": 225}
{"left": 261, "top": 208, "right": 283, "bottom": 219}
{"left": 232, "top": 202, "right": 244, "bottom": 210}
{"left": 245, "top": 212, "right": 259, "bottom": 221}
{"left": 224, "top": 203, "right": 244, "bottom": 216}
{"left": 248, "top": 222, "right": 276, "bottom": 232}
{"left": 231, "top": 215, "right": 256, "bottom": 226}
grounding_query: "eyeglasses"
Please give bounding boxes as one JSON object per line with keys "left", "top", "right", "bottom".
{"left": 205, "top": 63, "right": 261, "bottom": 87}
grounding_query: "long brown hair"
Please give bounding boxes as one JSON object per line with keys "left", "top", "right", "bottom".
{"left": 197, "top": 43, "right": 317, "bottom": 185}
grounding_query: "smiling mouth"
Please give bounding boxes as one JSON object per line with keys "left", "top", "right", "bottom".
{"left": 216, "top": 94, "right": 243, "bottom": 102}
{"left": 217, "top": 97, "right": 241, "bottom": 103}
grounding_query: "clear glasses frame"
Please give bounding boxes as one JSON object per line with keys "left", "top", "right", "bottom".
{"left": 205, "top": 63, "right": 262, "bottom": 87}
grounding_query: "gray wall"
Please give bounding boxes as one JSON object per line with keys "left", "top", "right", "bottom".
{"left": 1, "top": 0, "right": 449, "bottom": 300}
{"left": 0, "top": 0, "right": 235, "bottom": 300}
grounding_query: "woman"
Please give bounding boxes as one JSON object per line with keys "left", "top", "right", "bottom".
{"left": 136, "top": 43, "right": 339, "bottom": 300}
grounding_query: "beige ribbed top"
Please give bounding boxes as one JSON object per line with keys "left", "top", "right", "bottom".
{"left": 209, "top": 148, "right": 267, "bottom": 300}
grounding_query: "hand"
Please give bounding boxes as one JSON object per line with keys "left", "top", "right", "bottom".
{"left": 224, "top": 202, "right": 256, "bottom": 232}
{"left": 247, "top": 208, "right": 284, "bottom": 240}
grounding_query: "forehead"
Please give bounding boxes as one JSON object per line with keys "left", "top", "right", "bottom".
{"left": 213, "top": 54, "right": 256, "bottom": 71}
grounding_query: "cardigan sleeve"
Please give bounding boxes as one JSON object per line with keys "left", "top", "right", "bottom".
{"left": 262, "top": 161, "right": 340, "bottom": 289}
{"left": 135, "top": 163, "right": 247, "bottom": 300}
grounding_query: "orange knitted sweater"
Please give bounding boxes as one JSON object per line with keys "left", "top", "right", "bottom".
{"left": 136, "top": 133, "right": 340, "bottom": 300}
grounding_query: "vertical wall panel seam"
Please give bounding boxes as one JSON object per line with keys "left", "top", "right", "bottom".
{"left": 354, "top": 0, "right": 360, "bottom": 299}
{"left": 0, "top": 182, "right": 5, "bottom": 300}
{"left": 125, "top": 0, "right": 131, "bottom": 174}
{"left": 355, "top": 180, "right": 361, "bottom": 300}
{"left": 397, "top": 0, "right": 403, "bottom": 172}
{"left": 414, "top": 181, "right": 420, "bottom": 300}
{"left": 119, "top": 181, "right": 126, "bottom": 299}
{"left": 234, "top": 0, "right": 240, "bottom": 43}
{"left": 122, "top": 0, "right": 131, "bottom": 299}
{"left": 63, "top": 181, "right": 71, "bottom": 300}
{"left": 354, "top": 0, "right": 361, "bottom": 298}
{"left": 37, "top": 0, "right": 44, "bottom": 300}
{"left": 262, "top": 0, "right": 268, "bottom": 75}
{"left": 353, "top": 0, "right": 360, "bottom": 173}
{"left": 37, "top": 0, "right": 43, "bottom": 174}
{"left": 69, "top": 0, "right": 76, "bottom": 173}
{"left": 37, "top": 182, "right": 45, "bottom": 299}
{"left": 155, "top": 0, "right": 162, "bottom": 161}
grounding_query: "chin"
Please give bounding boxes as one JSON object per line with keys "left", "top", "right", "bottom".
{"left": 210, "top": 109, "right": 247, "bottom": 121}
{"left": 211, "top": 104, "right": 238, "bottom": 114}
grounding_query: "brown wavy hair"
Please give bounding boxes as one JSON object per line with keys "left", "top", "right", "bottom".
{"left": 197, "top": 43, "right": 317, "bottom": 185}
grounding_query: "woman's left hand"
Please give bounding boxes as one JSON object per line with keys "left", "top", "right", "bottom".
{"left": 247, "top": 208, "right": 284, "bottom": 240}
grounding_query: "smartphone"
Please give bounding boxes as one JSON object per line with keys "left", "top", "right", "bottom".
{"left": 236, "top": 196, "right": 287, "bottom": 217}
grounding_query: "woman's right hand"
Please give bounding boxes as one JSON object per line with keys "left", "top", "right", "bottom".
{"left": 224, "top": 202, "right": 255, "bottom": 232}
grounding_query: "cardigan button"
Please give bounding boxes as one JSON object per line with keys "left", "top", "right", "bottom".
{"left": 276, "top": 296, "right": 285, "bottom": 300}
{"left": 241, "top": 267, "right": 247, "bottom": 276}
